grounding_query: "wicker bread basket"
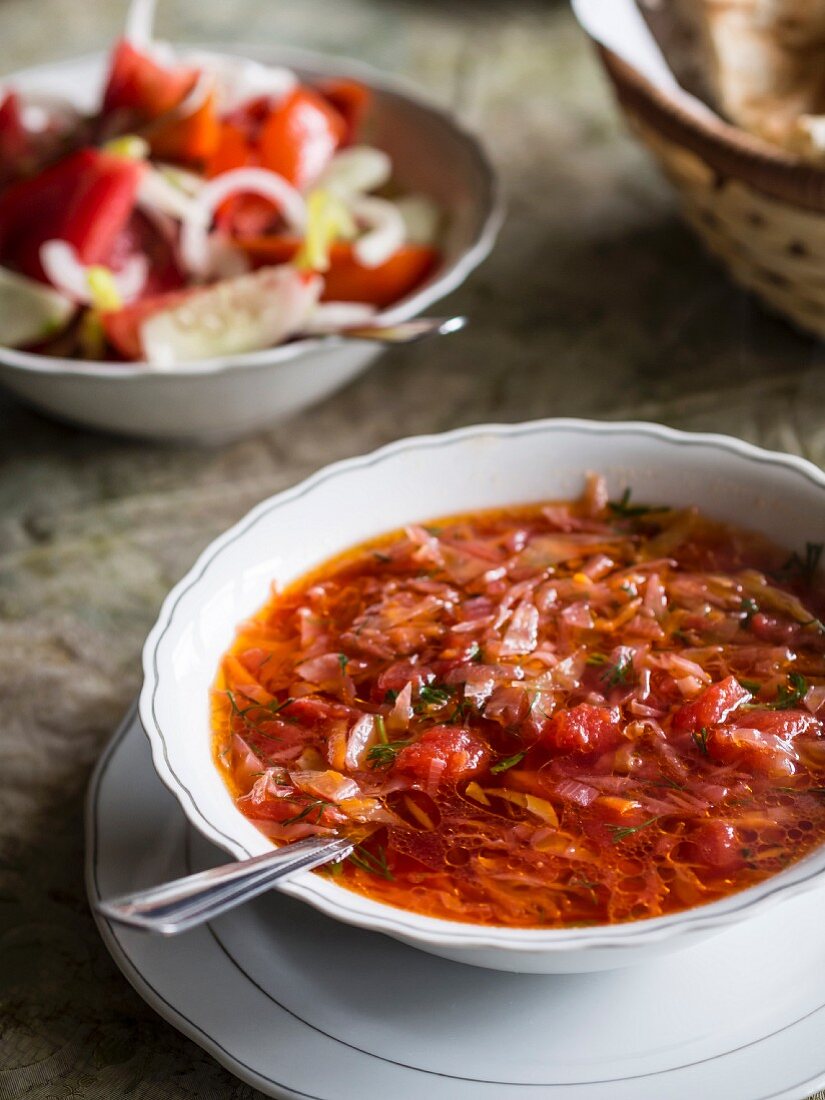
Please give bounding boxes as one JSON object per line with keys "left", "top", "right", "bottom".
{"left": 598, "top": 46, "right": 825, "bottom": 339}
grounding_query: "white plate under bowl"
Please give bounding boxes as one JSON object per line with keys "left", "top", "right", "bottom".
{"left": 87, "top": 704, "right": 825, "bottom": 1100}
{"left": 139, "top": 417, "right": 825, "bottom": 973}
{"left": 0, "top": 46, "right": 501, "bottom": 442}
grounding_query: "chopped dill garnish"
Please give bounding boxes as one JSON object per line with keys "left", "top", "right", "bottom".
{"left": 608, "top": 817, "right": 660, "bottom": 844}
{"left": 417, "top": 683, "right": 452, "bottom": 709}
{"left": 608, "top": 488, "right": 662, "bottom": 519}
{"left": 740, "top": 597, "right": 759, "bottom": 623}
{"left": 338, "top": 652, "right": 349, "bottom": 672}
{"left": 602, "top": 652, "right": 633, "bottom": 687}
{"left": 569, "top": 875, "right": 600, "bottom": 899}
{"left": 692, "top": 727, "right": 710, "bottom": 755}
{"left": 646, "top": 776, "right": 686, "bottom": 791}
{"left": 367, "top": 738, "right": 412, "bottom": 768}
{"left": 780, "top": 785, "right": 825, "bottom": 800}
{"left": 774, "top": 542, "right": 824, "bottom": 584}
{"left": 281, "top": 799, "right": 330, "bottom": 826}
{"left": 384, "top": 689, "right": 398, "bottom": 704}
{"left": 349, "top": 843, "right": 393, "bottom": 880}
{"left": 448, "top": 695, "right": 472, "bottom": 723}
{"left": 226, "top": 690, "right": 293, "bottom": 721}
{"left": 770, "top": 672, "right": 808, "bottom": 710}
{"left": 491, "top": 751, "right": 526, "bottom": 774}
{"left": 270, "top": 696, "right": 295, "bottom": 713}
{"left": 374, "top": 714, "right": 387, "bottom": 743}
{"left": 466, "top": 641, "right": 483, "bottom": 663}
{"left": 738, "top": 678, "right": 762, "bottom": 694}
{"left": 225, "top": 689, "right": 247, "bottom": 716}
{"left": 586, "top": 652, "right": 609, "bottom": 667}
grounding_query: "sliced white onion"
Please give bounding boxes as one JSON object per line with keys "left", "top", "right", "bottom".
{"left": 184, "top": 51, "right": 297, "bottom": 112}
{"left": 301, "top": 301, "right": 377, "bottom": 335}
{"left": 393, "top": 193, "right": 441, "bottom": 245}
{"left": 344, "top": 714, "right": 375, "bottom": 770}
{"left": 290, "top": 769, "right": 361, "bottom": 804}
{"left": 113, "top": 254, "right": 150, "bottom": 302}
{"left": 124, "top": 0, "right": 158, "bottom": 47}
{"left": 318, "top": 146, "right": 392, "bottom": 198}
{"left": 138, "top": 165, "right": 202, "bottom": 222}
{"left": 41, "top": 241, "right": 90, "bottom": 300}
{"left": 40, "top": 240, "right": 148, "bottom": 305}
{"left": 351, "top": 196, "right": 406, "bottom": 268}
{"left": 180, "top": 168, "right": 306, "bottom": 279}
{"left": 805, "top": 684, "right": 825, "bottom": 714}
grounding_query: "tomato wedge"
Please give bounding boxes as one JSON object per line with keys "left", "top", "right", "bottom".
{"left": 541, "top": 703, "right": 622, "bottom": 755}
{"left": 672, "top": 675, "right": 751, "bottom": 734}
{"left": 146, "top": 89, "right": 221, "bottom": 165}
{"left": 690, "top": 821, "right": 744, "bottom": 872}
{"left": 0, "top": 93, "right": 27, "bottom": 168}
{"left": 207, "top": 122, "right": 253, "bottom": 178}
{"left": 101, "top": 39, "right": 196, "bottom": 124}
{"left": 259, "top": 87, "right": 345, "bottom": 189}
{"left": 236, "top": 236, "right": 439, "bottom": 307}
{"left": 394, "top": 726, "right": 490, "bottom": 785}
{"left": 0, "top": 148, "right": 143, "bottom": 282}
{"left": 316, "top": 79, "right": 370, "bottom": 146}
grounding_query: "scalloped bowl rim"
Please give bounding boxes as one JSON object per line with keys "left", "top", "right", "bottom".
{"left": 0, "top": 43, "right": 502, "bottom": 380}
{"left": 139, "top": 418, "right": 825, "bottom": 956}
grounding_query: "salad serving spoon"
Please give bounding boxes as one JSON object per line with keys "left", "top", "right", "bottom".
{"left": 96, "top": 835, "right": 355, "bottom": 934}
{"left": 332, "top": 314, "right": 467, "bottom": 344}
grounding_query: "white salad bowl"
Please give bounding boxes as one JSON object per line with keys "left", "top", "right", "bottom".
{"left": 139, "top": 418, "right": 825, "bottom": 972}
{"left": 0, "top": 46, "right": 501, "bottom": 442}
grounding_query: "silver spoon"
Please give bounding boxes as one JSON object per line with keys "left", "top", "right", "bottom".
{"left": 95, "top": 835, "right": 354, "bottom": 935}
{"left": 333, "top": 315, "right": 467, "bottom": 344}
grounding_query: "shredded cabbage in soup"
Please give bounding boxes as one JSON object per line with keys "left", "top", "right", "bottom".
{"left": 212, "top": 476, "right": 825, "bottom": 928}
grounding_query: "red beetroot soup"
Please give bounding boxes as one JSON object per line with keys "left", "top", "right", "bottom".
{"left": 211, "top": 477, "right": 825, "bottom": 929}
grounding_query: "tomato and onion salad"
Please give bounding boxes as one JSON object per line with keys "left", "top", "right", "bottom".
{"left": 0, "top": 39, "right": 442, "bottom": 362}
{"left": 211, "top": 478, "right": 825, "bottom": 930}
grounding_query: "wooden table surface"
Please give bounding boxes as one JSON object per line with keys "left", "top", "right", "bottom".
{"left": 1, "top": 0, "right": 824, "bottom": 1096}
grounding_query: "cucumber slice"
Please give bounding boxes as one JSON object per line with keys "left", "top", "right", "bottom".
{"left": 141, "top": 265, "right": 322, "bottom": 366}
{"left": 0, "top": 266, "right": 74, "bottom": 348}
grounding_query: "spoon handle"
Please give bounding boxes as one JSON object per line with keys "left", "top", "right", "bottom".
{"left": 95, "top": 835, "right": 354, "bottom": 935}
{"left": 340, "top": 315, "right": 467, "bottom": 344}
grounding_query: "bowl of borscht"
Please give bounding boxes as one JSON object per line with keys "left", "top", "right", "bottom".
{"left": 140, "top": 418, "right": 825, "bottom": 972}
